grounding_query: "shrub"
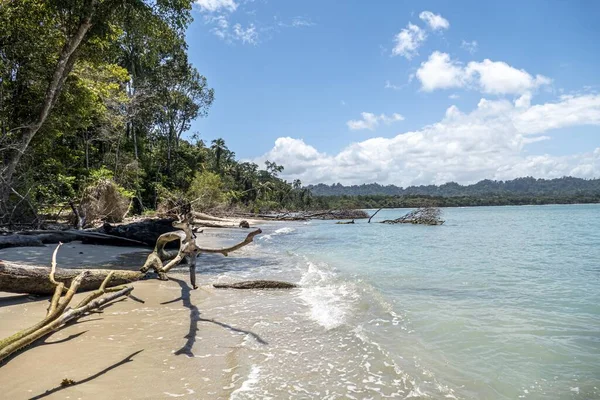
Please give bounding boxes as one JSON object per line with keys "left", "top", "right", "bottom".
{"left": 186, "top": 171, "right": 225, "bottom": 211}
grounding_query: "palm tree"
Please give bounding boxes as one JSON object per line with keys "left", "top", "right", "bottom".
{"left": 210, "top": 138, "right": 227, "bottom": 173}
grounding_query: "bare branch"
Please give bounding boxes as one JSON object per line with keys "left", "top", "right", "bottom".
{"left": 368, "top": 208, "right": 382, "bottom": 223}
{"left": 197, "top": 229, "right": 262, "bottom": 256}
{"left": 49, "top": 242, "right": 63, "bottom": 285}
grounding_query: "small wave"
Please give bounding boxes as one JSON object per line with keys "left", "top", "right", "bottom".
{"left": 259, "top": 227, "right": 296, "bottom": 241}
{"left": 299, "top": 261, "right": 359, "bottom": 330}
{"left": 229, "top": 365, "right": 262, "bottom": 399}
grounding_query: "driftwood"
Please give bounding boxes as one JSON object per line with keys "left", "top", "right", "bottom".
{"left": 0, "top": 261, "right": 144, "bottom": 295}
{"left": 233, "top": 209, "right": 369, "bottom": 221}
{"left": 141, "top": 214, "right": 261, "bottom": 289}
{"left": 0, "top": 244, "right": 134, "bottom": 363}
{"left": 0, "top": 213, "right": 266, "bottom": 363}
{"left": 192, "top": 211, "right": 230, "bottom": 222}
{"left": 0, "top": 229, "right": 148, "bottom": 249}
{"left": 95, "top": 218, "right": 178, "bottom": 246}
{"left": 213, "top": 280, "right": 297, "bottom": 289}
{"left": 381, "top": 206, "right": 444, "bottom": 225}
{"left": 368, "top": 208, "right": 382, "bottom": 223}
{"left": 1, "top": 217, "right": 261, "bottom": 294}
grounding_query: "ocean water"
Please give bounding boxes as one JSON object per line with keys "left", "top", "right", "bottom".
{"left": 196, "top": 205, "right": 600, "bottom": 399}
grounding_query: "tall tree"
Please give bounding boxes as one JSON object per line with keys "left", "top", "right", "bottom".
{"left": 0, "top": 0, "right": 194, "bottom": 213}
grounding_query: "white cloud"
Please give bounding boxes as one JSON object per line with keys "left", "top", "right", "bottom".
{"left": 392, "top": 23, "right": 426, "bottom": 59}
{"left": 291, "top": 17, "right": 314, "bottom": 27}
{"left": 461, "top": 40, "right": 478, "bottom": 54}
{"left": 232, "top": 23, "right": 258, "bottom": 44}
{"left": 514, "top": 92, "right": 532, "bottom": 108}
{"left": 208, "top": 15, "right": 229, "bottom": 39}
{"left": 256, "top": 93, "right": 600, "bottom": 186}
{"left": 465, "top": 59, "right": 552, "bottom": 95}
{"left": 419, "top": 11, "right": 449, "bottom": 31}
{"left": 514, "top": 94, "right": 600, "bottom": 134}
{"left": 385, "top": 80, "right": 403, "bottom": 90}
{"left": 196, "top": 0, "right": 237, "bottom": 13}
{"left": 416, "top": 51, "right": 467, "bottom": 91}
{"left": 347, "top": 112, "right": 405, "bottom": 131}
{"left": 416, "top": 51, "right": 552, "bottom": 95}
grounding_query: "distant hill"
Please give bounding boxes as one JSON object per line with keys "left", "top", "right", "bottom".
{"left": 307, "top": 177, "right": 600, "bottom": 197}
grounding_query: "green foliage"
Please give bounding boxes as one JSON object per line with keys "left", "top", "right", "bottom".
{"left": 186, "top": 171, "right": 224, "bottom": 211}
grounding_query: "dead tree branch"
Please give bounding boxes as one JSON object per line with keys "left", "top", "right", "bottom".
{"left": 141, "top": 213, "right": 261, "bottom": 289}
{"left": 0, "top": 244, "right": 133, "bottom": 364}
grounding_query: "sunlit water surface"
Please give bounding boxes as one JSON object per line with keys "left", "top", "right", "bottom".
{"left": 195, "top": 205, "right": 600, "bottom": 399}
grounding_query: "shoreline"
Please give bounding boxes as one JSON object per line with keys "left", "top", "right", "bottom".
{"left": 0, "top": 226, "right": 281, "bottom": 399}
{"left": 0, "top": 277, "right": 269, "bottom": 399}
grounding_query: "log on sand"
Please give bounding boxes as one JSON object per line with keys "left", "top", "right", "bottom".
{"left": 0, "top": 229, "right": 152, "bottom": 250}
{"left": 213, "top": 280, "right": 297, "bottom": 289}
{"left": 0, "top": 261, "right": 144, "bottom": 295}
{"left": 94, "top": 218, "right": 178, "bottom": 246}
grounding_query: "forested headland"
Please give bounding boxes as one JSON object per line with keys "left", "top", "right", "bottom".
{"left": 307, "top": 177, "right": 600, "bottom": 208}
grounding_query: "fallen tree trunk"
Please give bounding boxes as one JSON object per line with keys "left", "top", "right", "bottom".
{"left": 0, "top": 245, "right": 134, "bottom": 364}
{"left": 192, "top": 211, "right": 231, "bottom": 222}
{"left": 94, "top": 218, "right": 178, "bottom": 246}
{"left": 0, "top": 261, "right": 144, "bottom": 295}
{"left": 0, "top": 229, "right": 150, "bottom": 249}
{"left": 213, "top": 280, "right": 297, "bottom": 289}
{"left": 0, "top": 218, "right": 182, "bottom": 249}
{"left": 2, "top": 212, "right": 262, "bottom": 295}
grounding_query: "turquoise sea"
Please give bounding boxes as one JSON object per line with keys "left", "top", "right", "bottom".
{"left": 200, "top": 205, "right": 600, "bottom": 399}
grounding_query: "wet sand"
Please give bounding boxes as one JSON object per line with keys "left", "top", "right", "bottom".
{"left": 0, "top": 229, "right": 272, "bottom": 399}
{"left": 0, "top": 278, "right": 267, "bottom": 399}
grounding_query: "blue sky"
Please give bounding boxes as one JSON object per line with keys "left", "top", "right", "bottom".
{"left": 186, "top": 0, "right": 600, "bottom": 186}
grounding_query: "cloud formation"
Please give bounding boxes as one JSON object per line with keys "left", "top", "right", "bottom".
{"left": 416, "top": 51, "right": 552, "bottom": 94}
{"left": 391, "top": 11, "right": 449, "bottom": 59}
{"left": 347, "top": 112, "right": 405, "bottom": 131}
{"left": 232, "top": 23, "right": 258, "bottom": 44}
{"left": 256, "top": 94, "right": 600, "bottom": 186}
{"left": 198, "top": 1, "right": 313, "bottom": 45}
{"left": 419, "top": 11, "right": 450, "bottom": 31}
{"left": 461, "top": 40, "right": 478, "bottom": 54}
{"left": 392, "top": 23, "right": 426, "bottom": 59}
{"left": 196, "top": 0, "right": 237, "bottom": 13}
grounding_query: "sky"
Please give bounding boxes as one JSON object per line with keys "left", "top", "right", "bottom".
{"left": 186, "top": 0, "right": 600, "bottom": 186}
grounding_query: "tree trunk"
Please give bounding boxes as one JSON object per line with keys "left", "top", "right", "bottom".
{"left": 1, "top": 0, "right": 97, "bottom": 202}
{"left": 132, "top": 120, "right": 138, "bottom": 160}
{"left": 213, "top": 280, "right": 297, "bottom": 289}
{"left": 0, "top": 261, "right": 144, "bottom": 295}
{"left": 0, "top": 230, "right": 149, "bottom": 250}
{"left": 96, "top": 218, "right": 178, "bottom": 247}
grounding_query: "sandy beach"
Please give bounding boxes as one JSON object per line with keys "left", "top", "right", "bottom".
{"left": 0, "top": 228, "right": 282, "bottom": 400}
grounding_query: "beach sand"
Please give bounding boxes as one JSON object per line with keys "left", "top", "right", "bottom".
{"left": 0, "top": 228, "right": 276, "bottom": 400}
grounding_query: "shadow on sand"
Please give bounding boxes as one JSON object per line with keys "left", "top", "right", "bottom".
{"left": 28, "top": 350, "right": 144, "bottom": 400}
{"left": 164, "top": 277, "right": 267, "bottom": 357}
